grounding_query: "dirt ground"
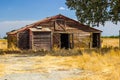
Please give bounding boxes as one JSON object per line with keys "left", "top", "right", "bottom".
{"left": 0, "top": 54, "right": 82, "bottom": 80}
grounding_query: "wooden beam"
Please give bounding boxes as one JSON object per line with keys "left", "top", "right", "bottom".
{"left": 16, "top": 33, "right": 19, "bottom": 48}
{"left": 72, "top": 33, "right": 74, "bottom": 48}
{"left": 90, "top": 32, "right": 93, "bottom": 48}
{"left": 51, "top": 32, "right": 53, "bottom": 50}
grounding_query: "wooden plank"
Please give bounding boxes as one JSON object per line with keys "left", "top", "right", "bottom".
{"left": 72, "top": 33, "right": 74, "bottom": 48}
{"left": 54, "top": 19, "right": 66, "bottom": 31}
{"left": 53, "top": 33, "right": 61, "bottom": 47}
{"left": 31, "top": 31, "right": 51, "bottom": 50}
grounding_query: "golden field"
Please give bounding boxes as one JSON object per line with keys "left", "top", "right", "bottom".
{"left": 0, "top": 50, "right": 120, "bottom": 80}
{"left": 0, "top": 38, "right": 120, "bottom": 80}
{"left": 62, "top": 50, "right": 120, "bottom": 80}
{"left": 0, "top": 39, "right": 7, "bottom": 49}
{"left": 101, "top": 38, "right": 119, "bottom": 48}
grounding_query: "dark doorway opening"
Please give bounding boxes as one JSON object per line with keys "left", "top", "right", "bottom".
{"left": 92, "top": 33, "right": 100, "bottom": 48}
{"left": 61, "top": 34, "right": 70, "bottom": 49}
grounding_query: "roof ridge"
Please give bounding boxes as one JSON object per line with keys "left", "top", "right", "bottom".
{"left": 7, "top": 14, "right": 102, "bottom": 35}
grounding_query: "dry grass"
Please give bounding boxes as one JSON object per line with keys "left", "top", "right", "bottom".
{"left": 0, "top": 64, "right": 5, "bottom": 77}
{"left": 0, "top": 49, "right": 120, "bottom": 80}
{"left": 0, "top": 39, "right": 20, "bottom": 50}
{"left": 0, "top": 38, "right": 120, "bottom": 80}
{"left": 102, "top": 38, "right": 119, "bottom": 48}
{"left": 62, "top": 50, "right": 120, "bottom": 80}
{"left": 0, "top": 39, "right": 7, "bottom": 49}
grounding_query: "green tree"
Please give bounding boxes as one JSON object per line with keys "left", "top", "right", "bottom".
{"left": 3, "top": 36, "right": 7, "bottom": 39}
{"left": 66, "top": 0, "right": 120, "bottom": 26}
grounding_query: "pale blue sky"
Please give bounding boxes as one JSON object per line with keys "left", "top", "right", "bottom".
{"left": 0, "top": 0, "right": 75, "bottom": 21}
{"left": 0, "top": 0, "right": 120, "bottom": 38}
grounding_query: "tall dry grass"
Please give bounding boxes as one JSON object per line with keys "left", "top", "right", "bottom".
{"left": 0, "top": 39, "right": 7, "bottom": 49}
{"left": 62, "top": 50, "right": 120, "bottom": 80}
{"left": 0, "top": 49, "right": 120, "bottom": 80}
{"left": 0, "top": 39, "right": 20, "bottom": 52}
{"left": 102, "top": 38, "right": 119, "bottom": 48}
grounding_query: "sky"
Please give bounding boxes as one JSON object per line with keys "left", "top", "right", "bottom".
{"left": 0, "top": 0, "right": 120, "bottom": 38}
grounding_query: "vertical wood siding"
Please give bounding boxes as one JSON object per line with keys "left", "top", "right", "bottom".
{"left": 32, "top": 32, "right": 51, "bottom": 50}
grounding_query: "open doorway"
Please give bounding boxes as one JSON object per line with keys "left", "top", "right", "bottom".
{"left": 60, "top": 33, "right": 70, "bottom": 49}
{"left": 92, "top": 33, "right": 100, "bottom": 48}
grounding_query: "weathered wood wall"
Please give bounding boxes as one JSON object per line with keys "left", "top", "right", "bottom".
{"left": 53, "top": 33, "right": 61, "bottom": 48}
{"left": 73, "top": 32, "right": 91, "bottom": 48}
{"left": 40, "top": 19, "right": 93, "bottom": 48}
{"left": 31, "top": 32, "right": 51, "bottom": 50}
{"left": 18, "top": 30, "right": 29, "bottom": 49}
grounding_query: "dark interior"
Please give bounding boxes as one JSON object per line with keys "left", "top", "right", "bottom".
{"left": 92, "top": 33, "right": 100, "bottom": 48}
{"left": 61, "top": 34, "right": 70, "bottom": 49}
{"left": 18, "top": 30, "right": 30, "bottom": 49}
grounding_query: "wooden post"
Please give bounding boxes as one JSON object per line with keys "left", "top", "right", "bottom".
{"left": 16, "top": 33, "right": 19, "bottom": 48}
{"left": 31, "top": 31, "right": 34, "bottom": 50}
{"left": 90, "top": 32, "right": 93, "bottom": 49}
{"left": 29, "top": 30, "right": 33, "bottom": 49}
{"left": 72, "top": 33, "right": 74, "bottom": 48}
{"left": 54, "top": 21, "right": 56, "bottom": 31}
{"left": 51, "top": 32, "right": 53, "bottom": 50}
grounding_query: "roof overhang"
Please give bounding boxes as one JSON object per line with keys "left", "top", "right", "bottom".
{"left": 29, "top": 28, "right": 51, "bottom": 32}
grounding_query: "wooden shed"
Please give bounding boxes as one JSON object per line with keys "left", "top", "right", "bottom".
{"left": 7, "top": 14, "right": 102, "bottom": 50}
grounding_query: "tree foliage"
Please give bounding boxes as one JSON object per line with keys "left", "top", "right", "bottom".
{"left": 66, "top": 0, "right": 120, "bottom": 26}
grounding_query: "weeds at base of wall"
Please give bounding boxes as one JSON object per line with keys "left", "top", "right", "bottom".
{"left": 0, "top": 48, "right": 82, "bottom": 56}
{"left": 48, "top": 48, "right": 82, "bottom": 56}
{"left": 0, "top": 46, "right": 119, "bottom": 56}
